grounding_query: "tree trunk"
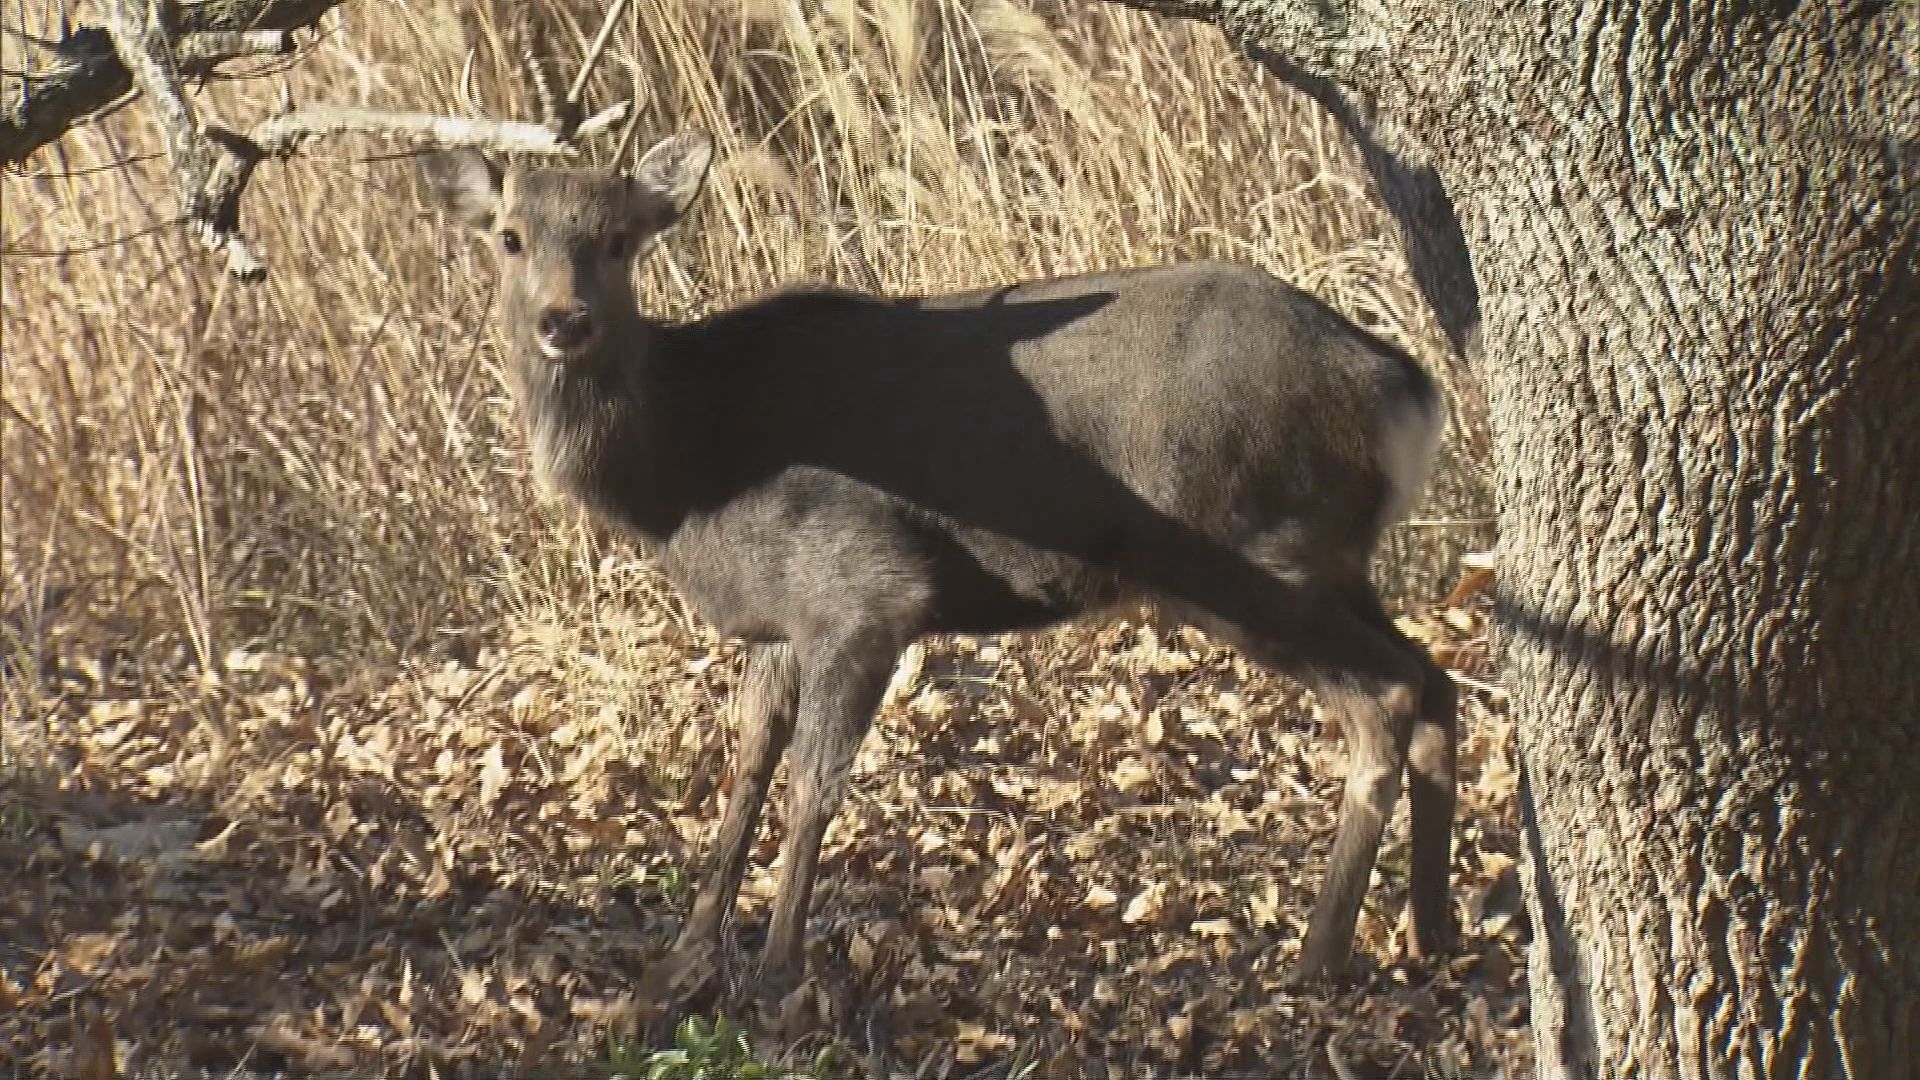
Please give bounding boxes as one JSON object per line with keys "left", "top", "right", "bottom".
{"left": 1106, "top": 1, "right": 1920, "bottom": 1076}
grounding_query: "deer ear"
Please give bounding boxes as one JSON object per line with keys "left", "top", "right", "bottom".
{"left": 626, "top": 132, "right": 712, "bottom": 230}
{"left": 421, "top": 149, "right": 503, "bottom": 230}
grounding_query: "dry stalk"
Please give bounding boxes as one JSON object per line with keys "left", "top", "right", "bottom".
{"left": 567, "top": 0, "right": 635, "bottom": 112}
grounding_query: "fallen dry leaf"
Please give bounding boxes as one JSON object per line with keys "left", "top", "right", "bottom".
{"left": 1122, "top": 882, "right": 1168, "bottom": 926}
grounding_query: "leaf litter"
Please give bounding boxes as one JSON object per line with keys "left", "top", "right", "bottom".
{"left": 2, "top": 574, "right": 1528, "bottom": 1078}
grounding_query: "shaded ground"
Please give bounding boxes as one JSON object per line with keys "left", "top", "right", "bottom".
{"left": 1, "top": 582, "right": 1527, "bottom": 1079}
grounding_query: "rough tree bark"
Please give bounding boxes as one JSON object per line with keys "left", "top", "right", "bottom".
{"left": 1103, "top": 1, "right": 1919, "bottom": 1077}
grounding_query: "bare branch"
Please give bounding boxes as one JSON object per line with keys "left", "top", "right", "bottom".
{"left": 105, "top": 1, "right": 216, "bottom": 219}
{"left": 2, "top": 28, "right": 131, "bottom": 166}
{"left": 103, "top": 3, "right": 284, "bottom": 279}
{"left": 195, "top": 100, "right": 630, "bottom": 280}
{"left": 172, "top": 0, "right": 346, "bottom": 35}
{"left": 7, "top": 0, "right": 632, "bottom": 280}
{"left": 246, "top": 99, "right": 631, "bottom": 158}
{"left": 2, "top": 0, "right": 349, "bottom": 166}
{"left": 1, "top": 214, "right": 187, "bottom": 257}
{"left": 174, "top": 31, "right": 294, "bottom": 67}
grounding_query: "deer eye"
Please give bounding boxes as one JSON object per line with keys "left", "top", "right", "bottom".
{"left": 606, "top": 231, "right": 630, "bottom": 260}
{"left": 499, "top": 228, "right": 523, "bottom": 255}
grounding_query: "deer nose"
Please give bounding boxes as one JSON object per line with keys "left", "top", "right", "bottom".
{"left": 536, "top": 304, "right": 595, "bottom": 357}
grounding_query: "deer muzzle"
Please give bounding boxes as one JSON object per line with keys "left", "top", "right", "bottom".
{"left": 536, "top": 304, "right": 596, "bottom": 360}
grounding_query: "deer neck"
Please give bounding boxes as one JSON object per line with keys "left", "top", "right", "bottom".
{"left": 509, "top": 318, "right": 704, "bottom": 542}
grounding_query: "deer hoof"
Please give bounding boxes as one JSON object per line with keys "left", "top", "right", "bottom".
{"left": 638, "top": 937, "right": 719, "bottom": 1006}
{"left": 1408, "top": 915, "right": 1460, "bottom": 960}
{"left": 748, "top": 972, "right": 816, "bottom": 1044}
{"left": 1285, "top": 946, "right": 1354, "bottom": 990}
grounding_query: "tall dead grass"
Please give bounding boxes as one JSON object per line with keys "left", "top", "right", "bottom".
{"left": 0, "top": 4, "right": 1521, "bottom": 1073}
{"left": 1, "top": 0, "right": 1484, "bottom": 783}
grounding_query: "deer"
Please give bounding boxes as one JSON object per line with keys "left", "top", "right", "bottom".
{"left": 420, "top": 131, "right": 1458, "bottom": 999}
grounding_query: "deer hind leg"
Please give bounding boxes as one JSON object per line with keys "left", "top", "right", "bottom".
{"left": 1404, "top": 648, "right": 1458, "bottom": 957}
{"left": 1343, "top": 587, "right": 1460, "bottom": 958}
{"left": 759, "top": 629, "right": 900, "bottom": 995}
{"left": 1176, "top": 579, "right": 1432, "bottom": 985}
{"left": 1292, "top": 624, "right": 1428, "bottom": 985}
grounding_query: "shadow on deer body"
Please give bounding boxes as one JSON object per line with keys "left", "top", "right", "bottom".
{"left": 421, "top": 133, "right": 1458, "bottom": 997}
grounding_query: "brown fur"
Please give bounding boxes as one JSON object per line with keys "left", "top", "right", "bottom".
{"left": 420, "top": 134, "right": 1458, "bottom": 991}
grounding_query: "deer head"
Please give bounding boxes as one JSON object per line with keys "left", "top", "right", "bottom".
{"left": 421, "top": 133, "right": 713, "bottom": 364}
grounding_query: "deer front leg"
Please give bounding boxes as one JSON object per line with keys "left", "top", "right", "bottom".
{"left": 759, "top": 633, "right": 897, "bottom": 997}
{"left": 651, "top": 644, "right": 798, "bottom": 1000}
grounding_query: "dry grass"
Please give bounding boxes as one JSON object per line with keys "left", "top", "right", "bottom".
{"left": 1, "top": 1, "right": 1512, "bottom": 1076}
